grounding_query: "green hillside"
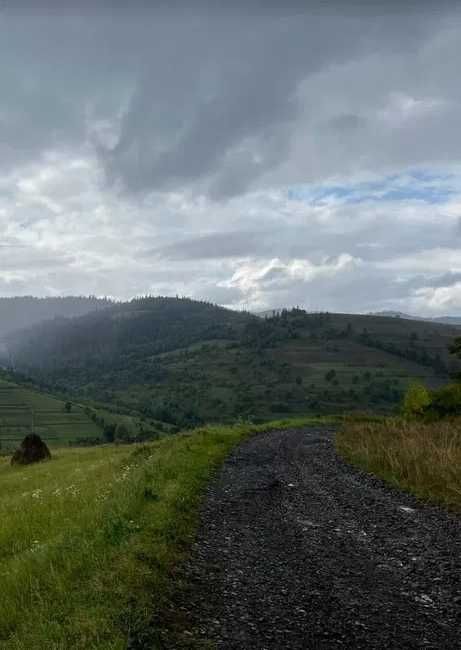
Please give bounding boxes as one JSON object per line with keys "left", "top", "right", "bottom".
{"left": 7, "top": 296, "right": 251, "bottom": 373}
{"left": 0, "top": 379, "right": 103, "bottom": 450}
{"left": 6, "top": 300, "right": 461, "bottom": 426}
{"left": 105, "top": 310, "right": 459, "bottom": 424}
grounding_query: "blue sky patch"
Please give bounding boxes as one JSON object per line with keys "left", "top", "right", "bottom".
{"left": 287, "top": 169, "right": 459, "bottom": 206}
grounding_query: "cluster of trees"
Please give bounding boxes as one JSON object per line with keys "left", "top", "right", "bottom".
{"left": 403, "top": 382, "right": 461, "bottom": 419}
{"left": 83, "top": 407, "right": 161, "bottom": 443}
{"left": 243, "top": 308, "right": 306, "bottom": 349}
{"left": 403, "top": 334, "right": 461, "bottom": 419}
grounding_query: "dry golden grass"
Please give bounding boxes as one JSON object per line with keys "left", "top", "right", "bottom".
{"left": 336, "top": 418, "right": 461, "bottom": 509}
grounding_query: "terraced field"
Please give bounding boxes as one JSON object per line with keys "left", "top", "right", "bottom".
{"left": 0, "top": 380, "right": 101, "bottom": 449}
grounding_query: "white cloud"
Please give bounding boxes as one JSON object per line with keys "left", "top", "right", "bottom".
{"left": 0, "top": 5, "right": 460, "bottom": 316}
{"left": 411, "top": 283, "right": 461, "bottom": 313}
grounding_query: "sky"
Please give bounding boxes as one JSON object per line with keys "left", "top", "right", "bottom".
{"left": 1, "top": 2, "right": 461, "bottom": 315}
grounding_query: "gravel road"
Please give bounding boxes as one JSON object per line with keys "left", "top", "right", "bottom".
{"left": 160, "top": 427, "right": 461, "bottom": 649}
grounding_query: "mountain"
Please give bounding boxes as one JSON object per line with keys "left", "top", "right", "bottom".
{"left": 432, "top": 316, "right": 461, "bottom": 326}
{"left": 0, "top": 296, "right": 113, "bottom": 339}
{"left": 371, "top": 310, "right": 461, "bottom": 327}
{"left": 260, "top": 308, "right": 461, "bottom": 327}
{"left": 6, "top": 295, "right": 253, "bottom": 373}
{"left": 5, "top": 300, "right": 461, "bottom": 426}
{"left": 370, "top": 310, "right": 421, "bottom": 320}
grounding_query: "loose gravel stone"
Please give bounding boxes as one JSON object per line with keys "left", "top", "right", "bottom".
{"left": 159, "top": 427, "right": 461, "bottom": 649}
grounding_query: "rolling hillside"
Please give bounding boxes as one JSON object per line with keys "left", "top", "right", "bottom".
{"left": 0, "top": 378, "right": 102, "bottom": 449}
{"left": 6, "top": 296, "right": 251, "bottom": 371}
{"left": 5, "top": 299, "right": 461, "bottom": 426}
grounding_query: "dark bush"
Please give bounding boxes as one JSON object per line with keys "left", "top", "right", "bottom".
{"left": 103, "top": 423, "right": 116, "bottom": 442}
{"left": 114, "top": 423, "right": 131, "bottom": 442}
{"left": 428, "top": 383, "right": 461, "bottom": 418}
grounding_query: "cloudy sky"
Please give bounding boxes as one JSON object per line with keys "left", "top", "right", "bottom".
{"left": 1, "top": 2, "right": 461, "bottom": 315}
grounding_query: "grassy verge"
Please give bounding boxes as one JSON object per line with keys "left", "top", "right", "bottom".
{"left": 0, "top": 416, "right": 329, "bottom": 648}
{"left": 336, "top": 418, "right": 461, "bottom": 509}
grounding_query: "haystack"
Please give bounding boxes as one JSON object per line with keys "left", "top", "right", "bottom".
{"left": 11, "top": 434, "right": 51, "bottom": 466}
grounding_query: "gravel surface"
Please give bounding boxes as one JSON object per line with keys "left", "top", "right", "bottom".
{"left": 160, "top": 427, "right": 461, "bottom": 649}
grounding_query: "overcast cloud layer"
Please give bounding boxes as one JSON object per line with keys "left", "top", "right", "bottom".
{"left": 1, "top": 2, "right": 461, "bottom": 315}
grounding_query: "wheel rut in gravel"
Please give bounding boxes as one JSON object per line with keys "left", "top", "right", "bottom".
{"left": 161, "top": 427, "right": 461, "bottom": 649}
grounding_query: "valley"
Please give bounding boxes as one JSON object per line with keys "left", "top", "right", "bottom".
{"left": 4, "top": 299, "right": 460, "bottom": 428}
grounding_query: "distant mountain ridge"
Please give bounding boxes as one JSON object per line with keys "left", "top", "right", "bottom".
{"left": 256, "top": 307, "right": 461, "bottom": 327}
{"left": 371, "top": 310, "right": 461, "bottom": 326}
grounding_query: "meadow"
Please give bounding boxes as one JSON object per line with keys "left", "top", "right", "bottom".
{"left": 0, "top": 416, "right": 327, "bottom": 648}
{"left": 337, "top": 418, "right": 461, "bottom": 509}
{"left": 0, "top": 379, "right": 101, "bottom": 449}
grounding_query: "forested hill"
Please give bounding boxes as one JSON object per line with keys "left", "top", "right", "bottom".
{"left": 5, "top": 300, "right": 461, "bottom": 426}
{"left": 6, "top": 296, "right": 253, "bottom": 371}
{"left": 0, "top": 296, "right": 113, "bottom": 338}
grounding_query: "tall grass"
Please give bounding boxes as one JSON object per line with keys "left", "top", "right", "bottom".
{"left": 336, "top": 418, "right": 461, "bottom": 509}
{"left": 0, "top": 416, "right": 328, "bottom": 648}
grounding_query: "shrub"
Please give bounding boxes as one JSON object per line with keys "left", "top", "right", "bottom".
{"left": 103, "top": 423, "right": 116, "bottom": 443}
{"left": 402, "top": 382, "right": 432, "bottom": 417}
{"left": 114, "top": 423, "right": 131, "bottom": 442}
{"left": 429, "top": 383, "right": 461, "bottom": 418}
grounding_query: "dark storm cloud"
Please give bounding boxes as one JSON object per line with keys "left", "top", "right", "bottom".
{"left": 95, "top": 4, "right": 453, "bottom": 198}
{"left": 99, "top": 14, "right": 339, "bottom": 197}
{"left": 0, "top": 3, "right": 457, "bottom": 194}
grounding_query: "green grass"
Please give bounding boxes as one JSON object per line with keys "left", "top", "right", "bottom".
{"left": 0, "top": 379, "right": 101, "bottom": 449}
{"left": 0, "top": 416, "right": 329, "bottom": 648}
{"left": 336, "top": 418, "right": 461, "bottom": 509}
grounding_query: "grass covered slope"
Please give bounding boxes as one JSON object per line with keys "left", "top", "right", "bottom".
{"left": 0, "top": 378, "right": 101, "bottom": 449}
{"left": 0, "top": 417, "right": 324, "bottom": 648}
{"left": 337, "top": 419, "right": 461, "bottom": 509}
